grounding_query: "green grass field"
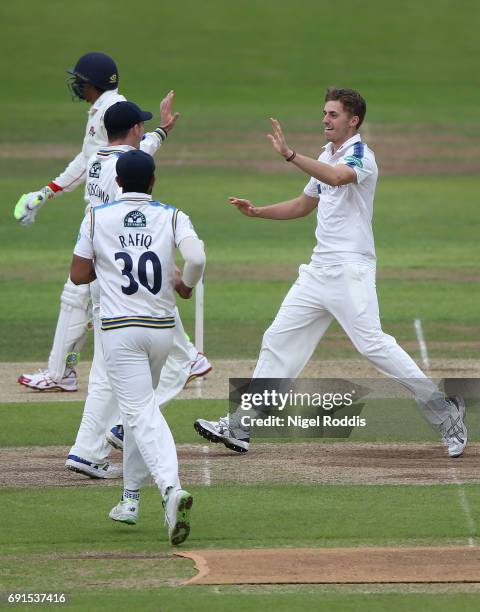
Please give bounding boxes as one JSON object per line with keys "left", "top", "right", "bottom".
{"left": 1, "top": 0, "right": 479, "bottom": 610}
{"left": 1, "top": 403, "right": 480, "bottom": 610}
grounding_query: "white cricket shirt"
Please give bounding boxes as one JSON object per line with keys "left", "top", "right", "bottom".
{"left": 74, "top": 192, "right": 198, "bottom": 328}
{"left": 53, "top": 90, "right": 166, "bottom": 194}
{"left": 303, "top": 134, "right": 378, "bottom": 267}
{"left": 84, "top": 140, "right": 166, "bottom": 209}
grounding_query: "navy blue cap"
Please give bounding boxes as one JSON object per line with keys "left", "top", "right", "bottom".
{"left": 104, "top": 101, "right": 153, "bottom": 134}
{"left": 68, "top": 52, "right": 119, "bottom": 91}
{"left": 116, "top": 149, "right": 155, "bottom": 188}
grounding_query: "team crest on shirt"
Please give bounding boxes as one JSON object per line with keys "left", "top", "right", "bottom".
{"left": 89, "top": 161, "right": 101, "bottom": 178}
{"left": 124, "top": 210, "right": 146, "bottom": 228}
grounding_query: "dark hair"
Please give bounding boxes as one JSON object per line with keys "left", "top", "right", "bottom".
{"left": 106, "top": 127, "right": 130, "bottom": 141}
{"left": 324, "top": 87, "right": 366, "bottom": 129}
{"left": 119, "top": 176, "right": 152, "bottom": 193}
{"left": 116, "top": 149, "right": 155, "bottom": 194}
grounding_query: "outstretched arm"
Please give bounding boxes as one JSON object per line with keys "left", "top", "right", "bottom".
{"left": 13, "top": 152, "right": 86, "bottom": 227}
{"left": 268, "top": 118, "right": 356, "bottom": 187}
{"left": 229, "top": 192, "right": 318, "bottom": 220}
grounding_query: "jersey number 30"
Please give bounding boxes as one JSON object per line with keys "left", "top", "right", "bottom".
{"left": 115, "top": 251, "right": 162, "bottom": 295}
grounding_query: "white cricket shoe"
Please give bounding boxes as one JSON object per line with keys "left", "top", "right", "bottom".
{"left": 65, "top": 455, "right": 122, "bottom": 479}
{"left": 109, "top": 498, "right": 139, "bottom": 525}
{"left": 194, "top": 415, "right": 250, "bottom": 453}
{"left": 18, "top": 367, "right": 78, "bottom": 392}
{"left": 185, "top": 352, "right": 212, "bottom": 385}
{"left": 163, "top": 488, "right": 193, "bottom": 545}
{"left": 440, "top": 396, "right": 467, "bottom": 458}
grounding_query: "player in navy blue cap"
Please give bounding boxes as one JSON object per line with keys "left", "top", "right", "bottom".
{"left": 65, "top": 99, "right": 211, "bottom": 480}
{"left": 104, "top": 102, "right": 153, "bottom": 138}
{"left": 70, "top": 137, "right": 206, "bottom": 543}
{"left": 116, "top": 149, "right": 156, "bottom": 193}
{"left": 13, "top": 52, "right": 209, "bottom": 397}
{"left": 67, "top": 52, "right": 119, "bottom": 101}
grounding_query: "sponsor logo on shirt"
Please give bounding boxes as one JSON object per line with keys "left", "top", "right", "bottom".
{"left": 344, "top": 155, "right": 363, "bottom": 168}
{"left": 89, "top": 126, "right": 96, "bottom": 137}
{"left": 124, "top": 210, "right": 147, "bottom": 228}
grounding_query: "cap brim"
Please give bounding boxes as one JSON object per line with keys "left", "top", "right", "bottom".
{"left": 140, "top": 111, "right": 153, "bottom": 122}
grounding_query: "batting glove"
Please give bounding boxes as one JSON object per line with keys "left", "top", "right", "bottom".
{"left": 14, "top": 186, "right": 55, "bottom": 227}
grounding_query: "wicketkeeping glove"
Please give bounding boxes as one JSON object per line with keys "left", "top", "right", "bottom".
{"left": 14, "top": 186, "right": 55, "bottom": 227}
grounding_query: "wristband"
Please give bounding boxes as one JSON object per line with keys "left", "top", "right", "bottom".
{"left": 285, "top": 150, "right": 296, "bottom": 162}
{"left": 155, "top": 127, "right": 168, "bottom": 142}
{"left": 47, "top": 182, "right": 63, "bottom": 195}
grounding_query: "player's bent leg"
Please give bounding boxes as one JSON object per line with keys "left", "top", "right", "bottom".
{"left": 155, "top": 311, "right": 193, "bottom": 408}
{"left": 253, "top": 264, "right": 333, "bottom": 378}
{"left": 122, "top": 421, "right": 154, "bottom": 491}
{"left": 103, "top": 327, "right": 189, "bottom": 542}
{"left": 195, "top": 265, "right": 333, "bottom": 451}
{"left": 155, "top": 309, "right": 212, "bottom": 409}
{"left": 103, "top": 327, "right": 179, "bottom": 493}
{"left": 48, "top": 277, "right": 91, "bottom": 382}
{"left": 68, "top": 313, "right": 120, "bottom": 466}
{"left": 334, "top": 263, "right": 467, "bottom": 456}
{"left": 108, "top": 312, "right": 203, "bottom": 449}
{"left": 350, "top": 329, "right": 467, "bottom": 457}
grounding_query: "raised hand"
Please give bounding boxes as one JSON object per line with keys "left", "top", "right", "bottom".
{"left": 228, "top": 197, "right": 260, "bottom": 217}
{"left": 160, "top": 90, "right": 180, "bottom": 132}
{"left": 267, "top": 118, "right": 293, "bottom": 158}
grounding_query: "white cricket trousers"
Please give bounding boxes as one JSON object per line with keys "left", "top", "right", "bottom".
{"left": 253, "top": 263, "right": 450, "bottom": 425}
{"left": 101, "top": 325, "right": 179, "bottom": 495}
{"left": 69, "top": 281, "right": 195, "bottom": 464}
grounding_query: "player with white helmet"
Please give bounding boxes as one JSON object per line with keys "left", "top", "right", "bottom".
{"left": 71, "top": 148, "right": 204, "bottom": 544}
{"left": 194, "top": 87, "right": 467, "bottom": 459}
{"left": 65, "top": 101, "right": 208, "bottom": 478}
{"left": 14, "top": 51, "right": 211, "bottom": 392}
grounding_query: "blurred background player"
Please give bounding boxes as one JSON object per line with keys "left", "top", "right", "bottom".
{"left": 70, "top": 149, "right": 205, "bottom": 544}
{"left": 14, "top": 51, "right": 211, "bottom": 392}
{"left": 65, "top": 101, "right": 210, "bottom": 477}
{"left": 194, "top": 88, "right": 467, "bottom": 459}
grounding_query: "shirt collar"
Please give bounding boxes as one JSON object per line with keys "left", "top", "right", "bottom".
{"left": 102, "top": 144, "right": 135, "bottom": 152}
{"left": 119, "top": 192, "right": 152, "bottom": 201}
{"left": 89, "top": 89, "right": 120, "bottom": 115}
{"left": 323, "top": 133, "right": 362, "bottom": 155}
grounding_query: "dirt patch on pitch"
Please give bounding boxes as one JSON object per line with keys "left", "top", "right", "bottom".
{"left": 1, "top": 442, "right": 479, "bottom": 489}
{"left": 207, "top": 263, "right": 480, "bottom": 283}
{"left": 3, "top": 126, "right": 480, "bottom": 175}
{"left": 3, "top": 359, "right": 480, "bottom": 404}
{"left": 177, "top": 546, "right": 480, "bottom": 584}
